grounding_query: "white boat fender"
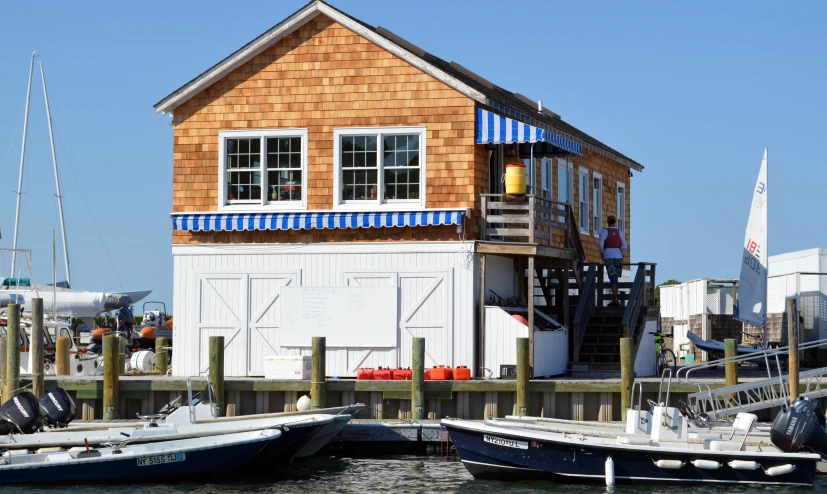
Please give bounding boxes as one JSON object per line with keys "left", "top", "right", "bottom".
{"left": 605, "top": 456, "right": 615, "bottom": 486}
{"left": 654, "top": 459, "right": 685, "bottom": 469}
{"left": 729, "top": 460, "right": 760, "bottom": 470}
{"left": 692, "top": 459, "right": 721, "bottom": 470}
{"left": 765, "top": 464, "right": 796, "bottom": 476}
{"left": 297, "top": 395, "right": 311, "bottom": 411}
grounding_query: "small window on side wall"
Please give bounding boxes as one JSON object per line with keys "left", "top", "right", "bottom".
{"left": 219, "top": 129, "right": 308, "bottom": 209}
{"left": 334, "top": 127, "right": 426, "bottom": 208}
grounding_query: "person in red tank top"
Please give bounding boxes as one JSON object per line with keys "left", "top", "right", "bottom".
{"left": 599, "top": 215, "right": 628, "bottom": 307}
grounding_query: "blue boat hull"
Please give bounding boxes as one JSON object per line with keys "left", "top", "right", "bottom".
{"left": 248, "top": 422, "right": 325, "bottom": 466}
{"left": 444, "top": 422, "right": 816, "bottom": 486}
{"left": 0, "top": 437, "right": 273, "bottom": 485}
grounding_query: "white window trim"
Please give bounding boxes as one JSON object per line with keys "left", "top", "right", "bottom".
{"left": 217, "top": 128, "right": 309, "bottom": 211}
{"left": 592, "top": 171, "right": 603, "bottom": 237}
{"left": 333, "top": 126, "right": 427, "bottom": 210}
{"left": 578, "top": 166, "right": 589, "bottom": 235}
{"left": 556, "top": 158, "right": 574, "bottom": 223}
{"left": 617, "top": 181, "right": 627, "bottom": 233}
{"left": 540, "top": 158, "right": 553, "bottom": 199}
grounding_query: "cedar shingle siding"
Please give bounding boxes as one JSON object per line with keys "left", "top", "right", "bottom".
{"left": 169, "top": 13, "right": 633, "bottom": 262}
{"left": 172, "top": 16, "right": 477, "bottom": 245}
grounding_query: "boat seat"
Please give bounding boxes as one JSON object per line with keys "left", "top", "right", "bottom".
{"left": 616, "top": 435, "right": 652, "bottom": 446}
{"left": 708, "top": 440, "right": 744, "bottom": 452}
{"left": 708, "top": 413, "right": 758, "bottom": 452}
{"left": 689, "top": 432, "right": 721, "bottom": 441}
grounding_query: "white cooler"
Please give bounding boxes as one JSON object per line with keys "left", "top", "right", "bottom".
{"left": 263, "top": 355, "right": 312, "bottom": 380}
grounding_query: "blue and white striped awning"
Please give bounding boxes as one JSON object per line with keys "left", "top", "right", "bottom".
{"left": 171, "top": 209, "right": 465, "bottom": 232}
{"left": 475, "top": 108, "right": 583, "bottom": 155}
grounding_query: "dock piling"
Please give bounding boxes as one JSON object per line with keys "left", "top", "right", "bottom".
{"left": 787, "top": 298, "right": 799, "bottom": 400}
{"left": 209, "top": 336, "right": 225, "bottom": 417}
{"left": 30, "top": 298, "right": 45, "bottom": 397}
{"left": 155, "top": 337, "right": 168, "bottom": 374}
{"left": 412, "top": 337, "right": 425, "bottom": 420}
{"left": 516, "top": 337, "right": 529, "bottom": 416}
{"left": 620, "top": 337, "right": 633, "bottom": 421}
{"left": 724, "top": 338, "right": 738, "bottom": 387}
{"left": 4, "top": 304, "right": 20, "bottom": 401}
{"left": 55, "top": 336, "right": 70, "bottom": 376}
{"left": 311, "top": 336, "right": 326, "bottom": 409}
{"left": 103, "top": 335, "right": 119, "bottom": 420}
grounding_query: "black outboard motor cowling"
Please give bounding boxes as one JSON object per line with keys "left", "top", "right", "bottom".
{"left": 0, "top": 392, "right": 43, "bottom": 434}
{"left": 39, "top": 388, "right": 76, "bottom": 428}
{"left": 771, "top": 397, "right": 827, "bottom": 455}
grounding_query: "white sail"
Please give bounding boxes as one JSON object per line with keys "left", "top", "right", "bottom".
{"left": 735, "top": 148, "right": 768, "bottom": 329}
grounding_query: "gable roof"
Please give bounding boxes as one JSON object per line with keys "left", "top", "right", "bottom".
{"left": 154, "top": 0, "right": 643, "bottom": 170}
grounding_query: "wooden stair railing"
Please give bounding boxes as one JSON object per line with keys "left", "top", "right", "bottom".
{"left": 572, "top": 264, "right": 597, "bottom": 361}
{"left": 621, "top": 263, "right": 650, "bottom": 340}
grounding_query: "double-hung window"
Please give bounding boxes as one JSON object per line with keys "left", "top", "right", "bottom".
{"left": 592, "top": 172, "right": 603, "bottom": 236}
{"left": 617, "top": 182, "right": 626, "bottom": 233}
{"left": 334, "top": 127, "right": 426, "bottom": 208}
{"left": 219, "top": 129, "right": 308, "bottom": 209}
{"left": 540, "top": 158, "right": 553, "bottom": 219}
{"left": 578, "top": 167, "right": 589, "bottom": 234}
{"left": 557, "top": 159, "right": 573, "bottom": 223}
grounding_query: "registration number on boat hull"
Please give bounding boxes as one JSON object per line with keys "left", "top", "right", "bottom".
{"left": 137, "top": 453, "right": 186, "bottom": 467}
{"left": 484, "top": 434, "right": 528, "bottom": 449}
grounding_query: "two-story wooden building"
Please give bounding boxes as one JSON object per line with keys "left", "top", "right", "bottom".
{"left": 155, "top": 0, "right": 647, "bottom": 377}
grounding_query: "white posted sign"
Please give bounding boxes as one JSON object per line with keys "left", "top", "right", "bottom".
{"left": 280, "top": 286, "right": 397, "bottom": 347}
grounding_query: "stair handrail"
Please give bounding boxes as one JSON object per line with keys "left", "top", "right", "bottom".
{"left": 620, "top": 263, "right": 646, "bottom": 339}
{"left": 565, "top": 205, "right": 585, "bottom": 262}
{"left": 573, "top": 264, "right": 597, "bottom": 359}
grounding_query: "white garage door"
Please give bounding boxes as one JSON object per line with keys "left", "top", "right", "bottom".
{"left": 197, "top": 271, "right": 300, "bottom": 377}
{"left": 343, "top": 270, "right": 453, "bottom": 371}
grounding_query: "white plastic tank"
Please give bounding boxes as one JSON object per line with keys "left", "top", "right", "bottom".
{"left": 129, "top": 350, "right": 155, "bottom": 372}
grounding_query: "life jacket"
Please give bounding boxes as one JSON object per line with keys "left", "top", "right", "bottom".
{"left": 603, "top": 228, "right": 622, "bottom": 249}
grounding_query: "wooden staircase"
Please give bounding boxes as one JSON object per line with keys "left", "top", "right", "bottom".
{"left": 568, "top": 262, "right": 657, "bottom": 377}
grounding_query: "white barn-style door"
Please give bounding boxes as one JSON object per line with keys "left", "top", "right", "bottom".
{"left": 247, "top": 272, "right": 300, "bottom": 375}
{"left": 196, "top": 274, "right": 248, "bottom": 376}
{"left": 398, "top": 272, "right": 453, "bottom": 369}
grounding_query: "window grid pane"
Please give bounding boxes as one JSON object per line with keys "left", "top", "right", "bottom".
{"left": 266, "top": 137, "right": 302, "bottom": 202}
{"left": 383, "top": 134, "right": 420, "bottom": 200}
{"left": 341, "top": 135, "right": 379, "bottom": 201}
{"left": 226, "top": 138, "right": 262, "bottom": 202}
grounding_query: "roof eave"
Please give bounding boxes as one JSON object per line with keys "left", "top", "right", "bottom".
{"left": 153, "top": 1, "right": 487, "bottom": 115}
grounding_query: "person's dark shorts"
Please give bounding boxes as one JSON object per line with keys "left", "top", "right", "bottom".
{"left": 604, "top": 258, "right": 623, "bottom": 279}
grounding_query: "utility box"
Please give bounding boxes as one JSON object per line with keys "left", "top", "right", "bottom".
{"left": 263, "top": 355, "right": 312, "bottom": 380}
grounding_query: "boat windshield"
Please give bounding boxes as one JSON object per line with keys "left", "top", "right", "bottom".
{"left": 0, "top": 278, "right": 31, "bottom": 288}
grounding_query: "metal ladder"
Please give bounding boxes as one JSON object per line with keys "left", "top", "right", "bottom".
{"left": 672, "top": 338, "right": 827, "bottom": 420}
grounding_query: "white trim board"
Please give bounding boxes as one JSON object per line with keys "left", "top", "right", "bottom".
{"left": 171, "top": 241, "right": 476, "bottom": 256}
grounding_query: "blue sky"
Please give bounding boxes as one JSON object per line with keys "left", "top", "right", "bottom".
{"left": 0, "top": 1, "right": 824, "bottom": 310}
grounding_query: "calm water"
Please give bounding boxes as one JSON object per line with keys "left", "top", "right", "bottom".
{"left": 2, "top": 456, "right": 824, "bottom": 493}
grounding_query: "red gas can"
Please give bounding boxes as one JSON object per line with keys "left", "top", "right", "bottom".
{"left": 356, "top": 368, "right": 375, "bottom": 380}
{"left": 430, "top": 365, "right": 453, "bottom": 380}
{"left": 424, "top": 368, "right": 431, "bottom": 380}
{"left": 373, "top": 367, "right": 393, "bottom": 380}
{"left": 393, "top": 368, "right": 412, "bottom": 380}
{"left": 453, "top": 366, "right": 471, "bottom": 380}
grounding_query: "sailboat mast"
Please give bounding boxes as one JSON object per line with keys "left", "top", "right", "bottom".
{"left": 763, "top": 147, "right": 768, "bottom": 346}
{"left": 9, "top": 52, "right": 36, "bottom": 279}
{"left": 39, "top": 60, "right": 71, "bottom": 288}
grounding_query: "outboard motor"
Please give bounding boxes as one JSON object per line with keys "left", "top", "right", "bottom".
{"left": 0, "top": 391, "right": 43, "bottom": 434}
{"left": 115, "top": 307, "right": 134, "bottom": 335}
{"left": 38, "top": 388, "right": 76, "bottom": 428}
{"left": 771, "top": 397, "right": 827, "bottom": 455}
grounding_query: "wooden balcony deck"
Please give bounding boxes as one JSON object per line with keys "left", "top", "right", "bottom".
{"left": 478, "top": 194, "right": 584, "bottom": 262}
